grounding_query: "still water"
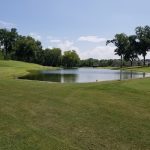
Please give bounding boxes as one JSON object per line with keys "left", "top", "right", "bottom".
{"left": 19, "top": 68, "right": 150, "bottom": 83}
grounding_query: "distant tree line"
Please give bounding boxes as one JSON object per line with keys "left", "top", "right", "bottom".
{"left": 79, "top": 58, "right": 143, "bottom": 67}
{"left": 106, "top": 26, "right": 150, "bottom": 67}
{"left": 0, "top": 26, "right": 150, "bottom": 68}
{"left": 0, "top": 28, "right": 80, "bottom": 67}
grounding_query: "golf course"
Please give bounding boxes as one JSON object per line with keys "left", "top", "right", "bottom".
{"left": 0, "top": 60, "right": 150, "bottom": 150}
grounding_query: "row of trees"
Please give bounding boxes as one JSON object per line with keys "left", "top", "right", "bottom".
{"left": 106, "top": 26, "right": 150, "bottom": 67}
{"left": 1, "top": 26, "right": 150, "bottom": 68}
{"left": 0, "top": 28, "right": 80, "bottom": 67}
{"left": 80, "top": 58, "right": 143, "bottom": 67}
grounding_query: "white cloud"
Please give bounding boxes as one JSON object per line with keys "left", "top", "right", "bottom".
{"left": 146, "top": 52, "right": 150, "bottom": 59}
{"left": 50, "top": 39, "right": 61, "bottom": 43}
{"left": 46, "top": 37, "right": 118, "bottom": 59}
{"left": 0, "top": 20, "right": 16, "bottom": 29}
{"left": 57, "top": 40, "right": 73, "bottom": 50}
{"left": 48, "top": 39, "right": 79, "bottom": 53}
{"left": 47, "top": 46, "right": 53, "bottom": 49}
{"left": 79, "top": 46, "right": 118, "bottom": 60}
{"left": 29, "top": 33, "right": 42, "bottom": 40}
{"left": 78, "top": 36, "right": 107, "bottom": 43}
{"left": 58, "top": 40, "right": 80, "bottom": 53}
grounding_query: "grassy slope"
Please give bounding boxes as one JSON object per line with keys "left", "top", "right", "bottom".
{"left": 0, "top": 60, "right": 150, "bottom": 150}
{"left": 98, "top": 66, "right": 150, "bottom": 73}
{"left": 0, "top": 60, "right": 54, "bottom": 79}
{"left": 120, "top": 66, "right": 150, "bottom": 73}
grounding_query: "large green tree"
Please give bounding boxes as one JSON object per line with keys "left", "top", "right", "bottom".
{"left": 135, "top": 26, "right": 150, "bottom": 66}
{"left": 80, "top": 58, "right": 100, "bottom": 67}
{"left": 62, "top": 50, "right": 80, "bottom": 68}
{"left": 43, "top": 48, "right": 62, "bottom": 66}
{"left": 106, "top": 33, "right": 129, "bottom": 68}
{"left": 13, "top": 36, "right": 43, "bottom": 63}
{"left": 0, "top": 28, "right": 18, "bottom": 59}
{"left": 124, "top": 35, "right": 139, "bottom": 66}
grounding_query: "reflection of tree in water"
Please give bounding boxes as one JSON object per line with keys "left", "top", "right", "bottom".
{"left": 120, "top": 71, "right": 134, "bottom": 80}
{"left": 45, "top": 74, "right": 61, "bottom": 82}
{"left": 19, "top": 73, "right": 62, "bottom": 82}
{"left": 119, "top": 70, "right": 147, "bottom": 80}
{"left": 130, "top": 71, "right": 133, "bottom": 79}
{"left": 19, "top": 69, "right": 149, "bottom": 83}
{"left": 61, "top": 74, "right": 78, "bottom": 83}
{"left": 120, "top": 70, "right": 123, "bottom": 80}
{"left": 19, "top": 72, "right": 77, "bottom": 83}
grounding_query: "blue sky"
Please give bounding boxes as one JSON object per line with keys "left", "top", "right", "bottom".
{"left": 0, "top": 0, "right": 150, "bottom": 59}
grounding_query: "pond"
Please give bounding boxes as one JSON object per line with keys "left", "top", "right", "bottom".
{"left": 19, "top": 68, "right": 150, "bottom": 83}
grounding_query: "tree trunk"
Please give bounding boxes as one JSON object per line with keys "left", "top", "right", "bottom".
{"left": 4, "top": 49, "right": 7, "bottom": 60}
{"left": 4, "top": 43, "right": 8, "bottom": 60}
{"left": 143, "top": 55, "right": 146, "bottom": 66}
{"left": 130, "top": 60, "right": 133, "bottom": 67}
{"left": 120, "top": 55, "right": 123, "bottom": 68}
{"left": 130, "top": 58, "right": 134, "bottom": 67}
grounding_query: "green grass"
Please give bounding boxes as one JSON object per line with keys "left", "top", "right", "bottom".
{"left": 0, "top": 60, "right": 56, "bottom": 79}
{"left": 120, "top": 66, "right": 150, "bottom": 73}
{"left": 98, "top": 66, "right": 150, "bottom": 73}
{"left": 0, "top": 60, "right": 150, "bottom": 150}
{"left": 96, "top": 66, "right": 117, "bottom": 69}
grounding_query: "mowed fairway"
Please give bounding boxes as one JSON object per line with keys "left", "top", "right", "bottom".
{"left": 0, "top": 61, "right": 150, "bottom": 150}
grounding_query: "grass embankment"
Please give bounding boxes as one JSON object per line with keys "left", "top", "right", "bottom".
{"left": 0, "top": 60, "right": 55, "bottom": 79}
{"left": 120, "top": 66, "right": 150, "bottom": 73}
{"left": 0, "top": 60, "right": 150, "bottom": 150}
{"left": 98, "top": 66, "right": 150, "bottom": 73}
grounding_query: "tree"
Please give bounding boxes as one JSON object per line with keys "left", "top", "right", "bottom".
{"left": 124, "top": 35, "right": 139, "bottom": 66}
{"left": 43, "top": 48, "right": 62, "bottom": 66}
{"left": 34, "top": 40, "right": 44, "bottom": 64}
{"left": 106, "top": 33, "right": 128, "bottom": 68}
{"left": 0, "top": 50, "right": 4, "bottom": 60}
{"left": 62, "top": 50, "right": 80, "bottom": 68}
{"left": 80, "top": 58, "right": 100, "bottom": 67}
{"left": 0, "top": 28, "right": 18, "bottom": 59}
{"left": 13, "top": 36, "right": 43, "bottom": 63}
{"left": 135, "top": 26, "right": 150, "bottom": 66}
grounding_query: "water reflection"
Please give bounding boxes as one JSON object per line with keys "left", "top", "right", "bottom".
{"left": 61, "top": 74, "right": 77, "bottom": 83}
{"left": 119, "top": 70, "right": 147, "bottom": 80}
{"left": 19, "top": 68, "right": 150, "bottom": 83}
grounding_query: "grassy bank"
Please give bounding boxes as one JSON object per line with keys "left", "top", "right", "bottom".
{"left": 98, "top": 66, "right": 150, "bottom": 73}
{"left": 0, "top": 60, "right": 56, "bottom": 79}
{"left": 0, "top": 60, "right": 150, "bottom": 150}
{"left": 120, "top": 66, "right": 150, "bottom": 73}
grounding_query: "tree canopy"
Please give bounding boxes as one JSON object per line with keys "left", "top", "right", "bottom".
{"left": 62, "top": 50, "right": 80, "bottom": 68}
{"left": 106, "top": 25, "right": 150, "bottom": 66}
{"left": 135, "top": 26, "right": 150, "bottom": 65}
{"left": 0, "top": 28, "right": 18, "bottom": 59}
{"left": 106, "top": 33, "right": 129, "bottom": 67}
{"left": 43, "top": 48, "right": 62, "bottom": 66}
{"left": 1, "top": 26, "right": 150, "bottom": 68}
